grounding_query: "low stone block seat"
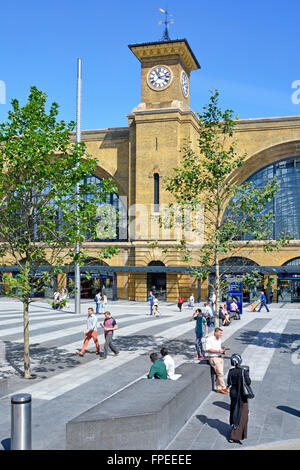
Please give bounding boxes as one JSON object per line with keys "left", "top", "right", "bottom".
{"left": 66, "top": 362, "right": 211, "bottom": 450}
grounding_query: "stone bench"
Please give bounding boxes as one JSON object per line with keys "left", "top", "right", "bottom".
{"left": 66, "top": 362, "right": 211, "bottom": 450}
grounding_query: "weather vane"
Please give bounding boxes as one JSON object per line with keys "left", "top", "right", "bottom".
{"left": 158, "top": 8, "right": 174, "bottom": 41}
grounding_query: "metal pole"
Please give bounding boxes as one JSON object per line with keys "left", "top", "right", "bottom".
{"left": 75, "top": 58, "right": 82, "bottom": 315}
{"left": 11, "top": 394, "right": 32, "bottom": 450}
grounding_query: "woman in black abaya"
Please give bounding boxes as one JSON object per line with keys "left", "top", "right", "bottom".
{"left": 227, "top": 353, "right": 251, "bottom": 443}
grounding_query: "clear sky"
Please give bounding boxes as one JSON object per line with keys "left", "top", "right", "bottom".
{"left": 1, "top": 0, "right": 300, "bottom": 130}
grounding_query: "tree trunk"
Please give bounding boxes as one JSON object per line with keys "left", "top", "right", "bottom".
{"left": 23, "top": 300, "right": 31, "bottom": 379}
{"left": 215, "top": 259, "right": 220, "bottom": 328}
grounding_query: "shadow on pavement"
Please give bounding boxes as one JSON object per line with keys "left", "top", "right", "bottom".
{"left": 277, "top": 406, "right": 300, "bottom": 418}
{"left": 1, "top": 438, "right": 10, "bottom": 450}
{"left": 196, "top": 414, "right": 230, "bottom": 440}
{"left": 2, "top": 335, "right": 196, "bottom": 378}
{"left": 212, "top": 400, "right": 230, "bottom": 411}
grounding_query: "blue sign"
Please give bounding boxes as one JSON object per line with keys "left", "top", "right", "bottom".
{"left": 227, "top": 278, "right": 243, "bottom": 314}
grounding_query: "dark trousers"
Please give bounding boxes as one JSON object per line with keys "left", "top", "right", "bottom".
{"left": 103, "top": 334, "right": 119, "bottom": 358}
{"left": 258, "top": 301, "right": 269, "bottom": 312}
{"left": 195, "top": 332, "right": 204, "bottom": 356}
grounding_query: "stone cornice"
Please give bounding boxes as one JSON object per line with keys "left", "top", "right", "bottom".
{"left": 235, "top": 115, "right": 300, "bottom": 132}
{"left": 128, "top": 39, "right": 200, "bottom": 73}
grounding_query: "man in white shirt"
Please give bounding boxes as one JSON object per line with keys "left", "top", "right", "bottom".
{"left": 205, "top": 328, "right": 229, "bottom": 394}
{"left": 77, "top": 307, "right": 100, "bottom": 357}
{"left": 160, "top": 347, "right": 181, "bottom": 380}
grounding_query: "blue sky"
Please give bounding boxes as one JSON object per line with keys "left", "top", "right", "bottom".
{"left": 1, "top": 0, "right": 300, "bottom": 130}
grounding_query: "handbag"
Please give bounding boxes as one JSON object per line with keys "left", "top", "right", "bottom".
{"left": 242, "top": 368, "right": 254, "bottom": 399}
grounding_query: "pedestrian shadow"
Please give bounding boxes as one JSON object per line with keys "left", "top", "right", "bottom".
{"left": 196, "top": 414, "right": 229, "bottom": 440}
{"left": 277, "top": 406, "right": 300, "bottom": 418}
{"left": 1, "top": 438, "right": 10, "bottom": 450}
{"left": 212, "top": 401, "right": 230, "bottom": 411}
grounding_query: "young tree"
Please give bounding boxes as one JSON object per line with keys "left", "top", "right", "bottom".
{"left": 165, "top": 90, "right": 289, "bottom": 326}
{"left": 0, "top": 87, "right": 118, "bottom": 378}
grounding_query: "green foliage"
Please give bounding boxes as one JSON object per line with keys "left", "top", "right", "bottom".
{"left": 164, "top": 89, "right": 290, "bottom": 324}
{"left": 0, "top": 86, "right": 118, "bottom": 302}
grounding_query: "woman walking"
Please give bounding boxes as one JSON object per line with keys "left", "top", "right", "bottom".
{"left": 177, "top": 294, "right": 184, "bottom": 312}
{"left": 227, "top": 353, "right": 252, "bottom": 443}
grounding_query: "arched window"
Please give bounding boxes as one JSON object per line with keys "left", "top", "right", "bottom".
{"left": 154, "top": 173, "right": 160, "bottom": 212}
{"left": 283, "top": 257, "right": 300, "bottom": 266}
{"left": 230, "top": 156, "right": 300, "bottom": 239}
{"left": 219, "top": 257, "right": 259, "bottom": 267}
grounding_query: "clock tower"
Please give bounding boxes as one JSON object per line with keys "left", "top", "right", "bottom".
{"left": 126, "top": 37, "right": 201, "bottom": 277}
{"left": 128, "top": 39, "right": 200, "bottom": 111}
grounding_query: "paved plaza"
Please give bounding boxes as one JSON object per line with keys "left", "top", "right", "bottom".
{"left": 0, "top": 298, "right": 299, "bottom": 450}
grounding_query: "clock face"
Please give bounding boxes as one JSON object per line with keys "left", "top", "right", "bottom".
{"left": 181, "top": 71, "right": 189, "bottom": 97}
{"left": 148, "top": 66, "right": 172, "bottom": 90}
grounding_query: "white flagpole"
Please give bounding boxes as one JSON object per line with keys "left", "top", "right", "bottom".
{"left": 75, "top": 58, "right": 82, "bottom": 314}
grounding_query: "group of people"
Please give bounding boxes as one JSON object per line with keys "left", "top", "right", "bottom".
{"left": 77, "top": 292, "right": 253, "bottom": 444}
{"left": 149, "top": 291, "right": 161, "bottom": 316}
{"left": 76, "top": 308, "right": 119, "bottom": 360}
{"left": 147, "top": 347, "right": 181, "bottom": 380}
{"left": 205, "top": 326, "right": 252, "bottom": 443}
{"left": 52, "top": 288, "right": 69, "bottom": 310}
{"left": 177, "top": 293, "right": 195, "bottom": 311}
{"left": 146, "top": 311, "right": 252, "bottom": 444}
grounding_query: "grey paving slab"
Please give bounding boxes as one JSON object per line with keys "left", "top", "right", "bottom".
{"left": 0, "top": 299, "right": 300, "bottom": 450}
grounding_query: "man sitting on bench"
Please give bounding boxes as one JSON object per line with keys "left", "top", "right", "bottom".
{"left": 229, "top": 299, "right": 241, "bottom": 320}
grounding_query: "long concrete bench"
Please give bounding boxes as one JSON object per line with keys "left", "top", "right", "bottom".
{"left": 66, "top": 362, "right": 211, "bottom": 450}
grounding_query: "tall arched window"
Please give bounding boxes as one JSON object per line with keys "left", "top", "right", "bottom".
{"left": 154, "top": 173, "right": 160, "bottom": 212}
{"left": 228, "top": 156, "right": 300, "bottom": 240}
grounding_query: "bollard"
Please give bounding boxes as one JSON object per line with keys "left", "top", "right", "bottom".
{"left": 11, "top": 393, "right": 32, "bottom": 450}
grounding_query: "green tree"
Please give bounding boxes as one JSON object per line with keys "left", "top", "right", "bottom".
{"left": 165, "top": 90, "right": 289, "bottom": 326}
{"left": 0, "top": 87, "right": 118, "bottom": 378}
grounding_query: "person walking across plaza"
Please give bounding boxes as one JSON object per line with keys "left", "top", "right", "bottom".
{"left": 258, "top": 291, "right": 270, "bottom": 312}
{"left": 189, "top": 308, "right": 208, "bottom": 359}
{"left": 99, "top": 311, "right": 119, "bottom": 360}
{"left": 77, "top": 307, "right": 100, "bottom": 357}
{"left": 177, "top": 294, "right": 184, "bottom": 312}
{"left": 149, "top": 290, "right": 154, "bottom": 315}
{"left": 102, "top": 292, "right": 108, "bottom": 313}
{"left": 94, "top": 291, "right": 102, "bottom": 314}
{"left": 205, "top": 327, "right": 229, "bottom": 394}
{"left": 227, "top": 353, "right": 252, "bottom": 443}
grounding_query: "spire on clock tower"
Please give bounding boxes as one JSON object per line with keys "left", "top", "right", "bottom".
{"left": 158, "top": 8, "right": 174, "bottom": 41}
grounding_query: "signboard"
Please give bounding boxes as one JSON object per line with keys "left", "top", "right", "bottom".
{"left": 227, "top": 277, "right": 243, "bottom": 314}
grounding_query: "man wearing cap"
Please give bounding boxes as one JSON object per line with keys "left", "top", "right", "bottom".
{"left": 205, "top": 327, "right": 229, "bottom": 394}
